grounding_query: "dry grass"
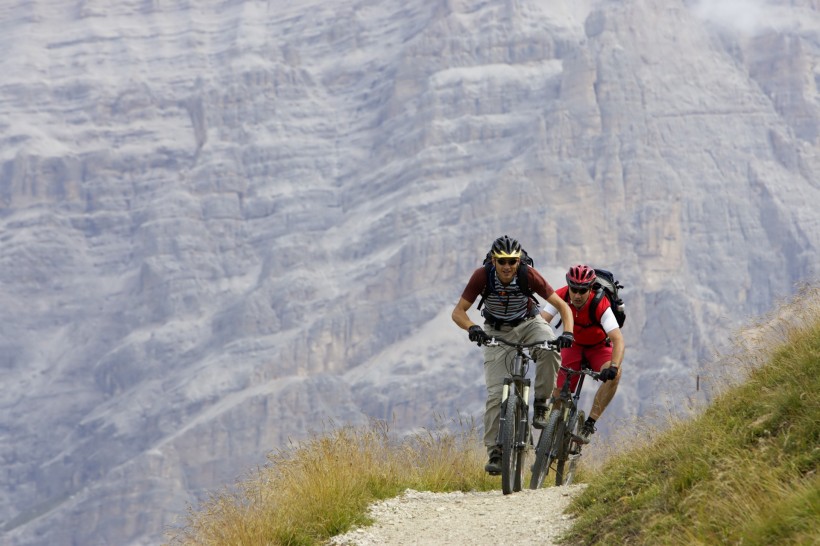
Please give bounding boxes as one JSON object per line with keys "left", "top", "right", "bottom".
{"left": 164, "top": 416, "right": 496, "bottom": 545}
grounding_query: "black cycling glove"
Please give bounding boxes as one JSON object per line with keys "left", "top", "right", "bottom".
{"left": 468, "top": 325, "right": 490, "bottom": 345}
{"left": 598, "top": 366, "right": 619, "bottom": 382}
{"left": 554, "top": 332, "right": 574, "bottom": 349}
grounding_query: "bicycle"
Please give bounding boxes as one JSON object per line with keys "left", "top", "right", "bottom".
{"left": 484, "top": 336, "right": 559, "bottom": 495}
{"left": 529, "top": 359, "right": 599, "bottom": 489}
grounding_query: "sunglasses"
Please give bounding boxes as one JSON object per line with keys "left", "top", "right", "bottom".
{"left": 496, "top": 258, "right": 519, "bottom": 266}
{"left": 568, "top": 285, "right": 589, "bottom": 295}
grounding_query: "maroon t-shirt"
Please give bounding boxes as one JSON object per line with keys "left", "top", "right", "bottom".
{"left": 461, "top": 266, "right": 554, "bottom": 321}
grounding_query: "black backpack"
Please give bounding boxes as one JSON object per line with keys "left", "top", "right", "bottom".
{"left": 476, "top": 248, "right": 535, "bottom": 311}
{"left": 589, "top": 269, "right": 626, "bottom": 328}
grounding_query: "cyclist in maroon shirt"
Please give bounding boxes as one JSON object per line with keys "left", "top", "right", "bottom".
{"left": 452, "top": 235, "right": 574, "bottom": 474}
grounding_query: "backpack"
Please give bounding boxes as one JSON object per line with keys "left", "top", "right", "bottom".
{"left": 476, "top": 248, "right": 535, "bottom": 311}
{"left": 588, "top": 269, "right": 626, "bottom": 328}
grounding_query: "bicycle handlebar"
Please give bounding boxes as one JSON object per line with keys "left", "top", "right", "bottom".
{"left": 558, "top": 365, "right": 601, "bottom": 380}
{"left": 484, "top": 336, "right": 559, "bottom": 351}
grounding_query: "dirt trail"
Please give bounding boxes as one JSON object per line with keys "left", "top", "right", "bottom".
{"left": 329, "top": 484, "right": 586, "bottom": 545}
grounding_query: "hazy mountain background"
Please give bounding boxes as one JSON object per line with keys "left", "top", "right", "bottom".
{"left": 0, "top": 0, "right": 817, "bottom": 544}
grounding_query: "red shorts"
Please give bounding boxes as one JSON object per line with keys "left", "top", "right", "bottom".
{"left": 557, "top": 342, "right": 613, "bottom": 392}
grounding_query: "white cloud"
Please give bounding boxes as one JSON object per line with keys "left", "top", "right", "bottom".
{"left": 692, "top": 0, "right": 767, "bottom": 34}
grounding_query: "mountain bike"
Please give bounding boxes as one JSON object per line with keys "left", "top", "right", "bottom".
{"left": 529, "top": 359, "right": 600, "bottom": 489}
{"left": 485, "top": 336, "right": 559, "bottom": 495}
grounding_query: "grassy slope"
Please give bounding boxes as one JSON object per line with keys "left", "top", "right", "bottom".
{"left": 562, "top": 291, "right": 820, "bottom": 545}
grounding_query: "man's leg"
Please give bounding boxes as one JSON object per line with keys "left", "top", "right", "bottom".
{"left": 527, "top": 316, "right": 558, "bottom": 401}
{"left": 589, "top": 364, "right": 620, "bottom": 420}
{"left": 525, "top": 316, "right": 557, "bottom": 428}
{"left": 482, "top": 325, "right": 509, "bottom": 469}
{"left": 581, "top": 345, "right": 618, "bottom": 442}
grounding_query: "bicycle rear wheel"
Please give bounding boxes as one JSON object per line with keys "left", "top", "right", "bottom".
{"left": 501, "top": 394, "right": 520, "bottom": 495}
{"left": 529, "top": 410, "right": 562, "bottom": 489}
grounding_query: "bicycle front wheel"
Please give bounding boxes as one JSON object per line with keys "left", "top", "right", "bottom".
{"left": 529, "top": 410, "right": 562, "bottom": 489}
{"left": 513, "top": 401, "right": 529, "bottom": 493}
{"left": 563, "top": 410, "right": 585, "bottom": 486}
{"left": 501, "top": 393, "right": 519, "bottom": 495}
{"left": 554, "top": 409, "right": 578, "bottom": 486}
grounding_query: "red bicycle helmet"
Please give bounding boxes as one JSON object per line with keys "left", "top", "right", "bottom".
{"left": 566, "top": 264, "right": 596, "bottom": 288}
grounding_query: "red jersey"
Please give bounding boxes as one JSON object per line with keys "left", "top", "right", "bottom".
{"left": 555, "top": 285, "right": 611, "bottom": 346}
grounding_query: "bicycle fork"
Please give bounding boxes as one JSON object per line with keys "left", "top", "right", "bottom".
{"left": 517, "top": 380, "right": 531, "bottom": 448}
{"left": 500, "top": 380, "right": 529, "bottom": 407}
{"left": 498, "top": 378, "right": 531, "bottom": 448}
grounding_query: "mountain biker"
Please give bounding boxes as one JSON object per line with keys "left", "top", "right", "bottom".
{"left": 540, "top": 264, "right": 625, "bottom": 443}
{"left": 452, "top": 235, "right": 575, "bottom": 474}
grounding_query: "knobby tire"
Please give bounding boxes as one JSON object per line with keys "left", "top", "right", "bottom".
{"left": 552, "top": 415, "right": 568, "bottom": 486}
{"left": 501, "top": 394, "right": 519, "bottom": 495}
{"left": 513, "top": 403, "right": 528, "bottom": 492}
{"left": 529, "top": 410, "right": 562, "bottom": 489}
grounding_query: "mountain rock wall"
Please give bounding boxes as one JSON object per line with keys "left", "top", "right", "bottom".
{"left": 1, "top": 0, "right": 817, "bottom": 544}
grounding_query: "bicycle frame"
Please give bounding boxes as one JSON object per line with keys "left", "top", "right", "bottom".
{"left": 556, "top": 363, "right": 589, "bottom": 440}
{"left": 530, "top": 359, "right": 598, "bottom": 488}
{"left": 499, "top": 348, "right": 530, "bottom": 439}
{"left": 500, "top": 348, "right": 530, "bottom": 479}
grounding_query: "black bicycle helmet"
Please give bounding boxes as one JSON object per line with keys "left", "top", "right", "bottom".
{"left": 491, "top": 235, "right": 522, "bottom": 259}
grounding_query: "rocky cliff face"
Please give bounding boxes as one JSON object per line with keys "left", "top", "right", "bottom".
{"left": 1, "top": 0, "right": 817, "bottom": 544}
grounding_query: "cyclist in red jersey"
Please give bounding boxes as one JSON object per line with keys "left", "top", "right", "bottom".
{"left": 540, "top": 264, "right": 625, "bottom": 442}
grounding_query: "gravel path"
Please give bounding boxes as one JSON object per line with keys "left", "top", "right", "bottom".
{"left": 328, "top": 485, "right": 587, "bottom": 546}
